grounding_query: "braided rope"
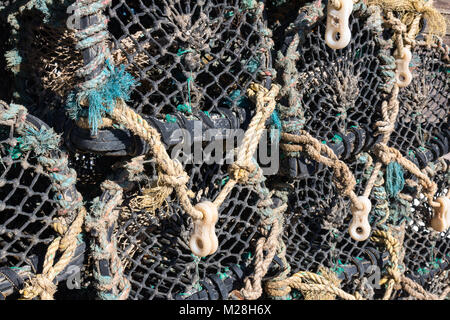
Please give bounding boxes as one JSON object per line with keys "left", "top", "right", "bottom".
{"left": 85, "top": 181, "right": 130, "bottom": 300}
{"left": 110, "top": 98, "right": 203, "bottom": 220}
{"left": 266, "top": 270, "right": 363, "bottom": 300}
{"left": 401, "top": 275, "right": 450, "bottom": 300}
{"left": 215, "top": 84, "right": 280, "bottom": 207}
{"left": 240, "top": 201, "right": 288, "bottom": 300}
{"left": 281, "top": 131, "right": 362, "bottom": 209}
{"left": 110, "top": 83, "right": 280, "bottom": 222}
{"left": 21, "top": 206, "right": 87, "bottom": 300}
{"left": 371, "top": 230, "right": 401, "bottom": 299}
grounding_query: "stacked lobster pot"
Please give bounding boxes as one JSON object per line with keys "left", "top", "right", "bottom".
{"left": 0, "top": 0, "right": 448, "bottom": 300}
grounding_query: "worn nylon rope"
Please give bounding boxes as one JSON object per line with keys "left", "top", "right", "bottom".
{"left": 266, "top": 269, "right": 363, "bottom": 300}
{"left": 21, "top": 206, "right": 87, "bottom": 300}
{"left": 109, "top": 83, "right": 280, "bottom": 221}
{"left": 281, "top": 131, "right": 362, "bottom": 210}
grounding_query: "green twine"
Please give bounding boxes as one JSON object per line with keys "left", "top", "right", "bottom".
{"left": 331, "top": 134, "right": 343, "bottom": 143}
{"left": 176, "top": 104, "right": 192, "bottom": 114}
{"left": 176, "top": 75, "right": 193, "bottom": 114}
{"left": 246, "top": 58, "right": 260, "bottom": 73}
{"left": 66, "top": 60, "right": 138, "bottom": 135}
{"left": 331, "top": 259, "right": 345, "bottom": 276}
{"left": 290, "top": 289, "right": 302, "bottom": 300}
{"left": 221, "top": 176, "right": 230, "bottom": 186}
{"left": 241, "top": 0, "right": 257, "bottom": 10}
{"left": 270, "top": 110, "right": 282, "bottom": 142}
{"left": 20, "top": 125, "right": 60, "bottom": 155}
{"left": 224, "top": 89, "right": 251, "bottom": 108}
{"left": 177, "top": 49, "right": 192, "bottom": 56}
{"left": 8, "top": 137, "right": 24, "bottom": 160}
{"left": 224, "top": 10, "right": 234, "bottom": 17}
{"left": 217, "top": 267, "right": 230, "bottom": 280}
{"left": 385, "top": 162, "right": 405, "bottom": 198}
{"left": 165, "top": 115, "right": 177, "bottom": 123}
{"left": 7, "top": 125, "right": 59, "bottom": 160}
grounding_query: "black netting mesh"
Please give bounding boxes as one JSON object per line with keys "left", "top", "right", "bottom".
{"left": 0, "top": 0, "right": 448, "bottom": 301}
{"left": 107, "top": 0, "right": 268, "bottom": 117}
{"left": 284, "top": 9, "right": 384, "bottom": 142}
{"left": 115, "top": 160, "right": 262, "bottom": 299}
{"left": 0, "top": 122, "right": 59, "bottom": 269}
{"left": 391, "top": 42, "right": 449, "bottom": 156}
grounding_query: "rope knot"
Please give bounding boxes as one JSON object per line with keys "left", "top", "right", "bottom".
{"left": 228, "top": 162, "right": 257, "bottom": 184}
{"left": 21, "top": 274, "right": 57, "bottom": 300}
{"left": 373, "top": 143, "right": 397, "bottom": 164}
{"left": 159, "top": 161, "right": 190, "bottom": 188}
{"left": 389, "top": 269, "right": 402, "bottom": 284}
{"left": 265, "top": 280, "right": 292, "bottom": 297}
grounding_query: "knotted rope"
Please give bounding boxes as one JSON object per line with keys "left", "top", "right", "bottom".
{"left": 240, "top": 201, "right": 288, "bottom": 300}
{"left": 360, "top": 7, "right": 421, "bottom": 199}
{"left": 372, "top": 229, "right": 449, "bottom": 300}
{"left": 85, "top": 180, "right": 130, "bottom": 300}
{"left": 109, "top": 83, "right": 280, "bottom": 223}
{"left": 281, "top": 130, "right": 362, "bottom": 210}
{"left": 373, "top": 144, "right": 439, "bottom": 208}
{"left": 266, "top": 269, "right": 364, "bottom": 300}
{"left": 214, "top": 83, "right": 280, "bottom": 207}
{"left": 368, "top": 0, "right": 446, "bottom": 42}
{"left": 370, "top": 230, "right": 402, "bottom": 299}
{"left": 21, "top": 206, "right": 86, "bottom": 300}
{"left": 110, "top": 98, "right": 203, "bottom": 220}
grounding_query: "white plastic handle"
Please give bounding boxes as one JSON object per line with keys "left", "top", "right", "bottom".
{"left": 430, "top": 197, "right": 450, "bottom": 232}
{"left": 395, "top": 47, "right": 412, "bottom": 88}
{"left": 325, "top": 0, "right": 353, "bottom": 50}
{"left": 189, "top": 201, "right": 219, "bottom": 257}
{"left": 348, "top": 196, "right": 372, "bottom": 241}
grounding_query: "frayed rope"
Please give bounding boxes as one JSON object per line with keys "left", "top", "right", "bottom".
{"left": 386, "top": 161, "right": 405, "bottom": 198}
{"left": 66, "top": 60, "right": 138, "bottom": 135}
{"left": 19, "top": 125, "right": 60, "bottom": 156}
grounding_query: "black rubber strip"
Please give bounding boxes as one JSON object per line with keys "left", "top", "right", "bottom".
{"left": 0, "top": 267, "right": 24, "bottom": 291}
{"left": 209, "top": 274, "right": 228, "bottom": 300}
{"left": 201, "top": 279, "right": 219, "bottom": 300}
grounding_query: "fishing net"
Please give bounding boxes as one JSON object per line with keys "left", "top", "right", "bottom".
{"left": 0, "top": 0, "right": 448, "bottom": 301}
{"left": 392, "top": 40, "right": 449, "bottom": 162}
{"left": 106, "top": 0, "right": 271, "bottom": 117}
{"left": 0, "top": 101, "right": 85, "bottom": 300}
{"left": 111, "top": 161, "right": 262, "bottom": 300}
{"left": 268, "top": 1, "right": 449, "bottom": 300}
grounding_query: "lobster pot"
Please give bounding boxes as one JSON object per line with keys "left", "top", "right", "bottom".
{"left": 391, "top": 41, "right": 449, "bottom": 159}
{"left": 0, "top": 114, "right": 84, "bottom": 299}
{"left": 270, "top": 2, "right": 449, "bottom": 299}
{"left": 111, "top": 158, "right": 264, "bottom": 300}
{"left": 280, "top": 4, "right": 389, "bottom": 141}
